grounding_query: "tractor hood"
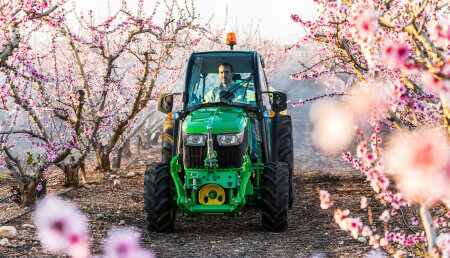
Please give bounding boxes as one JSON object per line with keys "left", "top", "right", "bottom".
{"left": 182, "top": 106, "right": 248, "bottom": 134}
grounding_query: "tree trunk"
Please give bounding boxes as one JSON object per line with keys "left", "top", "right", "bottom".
{"left": 112, "top": 146, "right": 123, "bottom": 169}
{"left": 94, "top": 146, "right": 112, "bottom": 172}
{"left": 122, "top": 139, "right": 132, "bottom": 158}
{"left": 80, "top": 162, "right": 87, "bottom": 184}
{"left": 20, "top": 179, "right": 39, "bottom": 206}
{"left": 63, "top": 157, "right": 80, "bottom": 187}
{"left": 151, "top": 130, "right": 160, "bottom": 145}
{"left": 142, "top": 130, "right": 153, "bottom": 150}
{"left": 136, "top": 135, "right": 142, "bottom": 155}
{"left": 64, "top": 164, "right": 79, "bottom": 187}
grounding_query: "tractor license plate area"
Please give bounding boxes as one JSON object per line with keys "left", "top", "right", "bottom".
{"left": 185, "top": 170, "right": 238, "bottom": 189}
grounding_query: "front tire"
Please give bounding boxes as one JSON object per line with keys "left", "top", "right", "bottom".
{"left": 261, "top": 162, "right": 289, "bottom": 232}
{"left": 144, "top": 162, "right": 176, "bottom": 232}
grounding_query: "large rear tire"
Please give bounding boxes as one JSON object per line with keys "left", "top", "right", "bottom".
{"left": 277, "top": 115, "right": 294, "bottom": 208}
{"left": 261, "top": 162, "right": 289, "bottom": 232}
{"left": 144, "top": 162, "right": 176, "bottom": 232}
{"left": 162, "top": 119, "right": 174, "bottom": 163}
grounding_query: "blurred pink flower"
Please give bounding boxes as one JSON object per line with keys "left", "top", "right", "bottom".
{"left": 394, "top": 251, "right": 406, "bottom": 258}
{"left": 382, "top": 40, "right": 413, "bottom": 70}
{"left": 380, "top": 210, "right": 391, "bottom": 222}
{"left": 348, "top": 217, "right": 362, "bottom": 239}
{"left": 347, "top": 81, "right": 389, "bottom": 122}
{"left": 422, "top": 71, "right": 449, "bottom": 94}
{"left": 379, "top": 238, "right": 388, "bottom": 247}
{"left": 357, "top": 142, "right": 368, "bottom": 158}
{"left": 352, "top": 9, "right": 379, "bottom": 42}
{"left": 369, "top": 234, "right": 380, "bottom": 248}
{"left": 34, "top": 196, "right": 90, "bottom": 258}
{"left": 360, "top": 197, "right": 368, "bottom": 209}
{"left": 334, "top": 209, "right": 345, "bottom": 224}
{"left": 310, "top": 100, "right": 355, "bottom": 154}
{"left": 436, "top": 233, "right": 450, "bottom": 258}
{"left": 429, "top": 19, "right": 450, "bottom": 47}
{"left": 361, "top": 225, "right": 372, "bottom": 237}
{"left": 102, "top": 227, "right": 155, "bottom": 258}
{"left": 385, "top": 130, "right": 450, "bottom": 203}
{"left": 319, "top": 190, "right": 334, "bottom": 209}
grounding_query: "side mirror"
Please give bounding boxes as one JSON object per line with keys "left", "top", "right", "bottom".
{"left": 270, "top": 92, "right": 287, "bottom": 112}
{"left": 158, "top": 93, "right": 174, "bottom": 114}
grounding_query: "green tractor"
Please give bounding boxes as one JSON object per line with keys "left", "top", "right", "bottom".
{"left": 144, "top": 38, "right": 294, "bottom": 232}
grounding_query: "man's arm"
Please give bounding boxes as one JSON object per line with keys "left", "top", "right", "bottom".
{"left": 204, "top": 87, "right": 218, "bottom": 103}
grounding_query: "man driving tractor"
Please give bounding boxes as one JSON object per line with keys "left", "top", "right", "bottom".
{"left": 145, "top": 33, "right": 293, "bottom": 233}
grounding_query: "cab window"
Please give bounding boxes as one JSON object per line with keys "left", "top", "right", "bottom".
{"left": 187, "top": 53, "right": 257, "bottom": 108}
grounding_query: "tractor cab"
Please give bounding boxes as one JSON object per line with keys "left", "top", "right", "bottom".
{"left": 144, "top": 33, "right": 294, "bottom": 233}
{"left": 186, "top": 52, "right": 257, "bottom": 107}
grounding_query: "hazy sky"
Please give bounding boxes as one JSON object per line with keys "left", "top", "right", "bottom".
{"left": 72, "top": 0, "right": 319, "bottom": 45}
{"left": 194, "top": 0, "right": 319, "bottom": 44}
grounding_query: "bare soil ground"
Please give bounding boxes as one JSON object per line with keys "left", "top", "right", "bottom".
{"left": 0, "top": 146, "right": 423, "bottom": 257}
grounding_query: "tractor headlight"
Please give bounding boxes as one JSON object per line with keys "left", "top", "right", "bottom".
{"left": 184, "top": 133, "right": 206, "bottom": 146}
{"left": 217, "top": 131, "right": 245, "bottom": 146}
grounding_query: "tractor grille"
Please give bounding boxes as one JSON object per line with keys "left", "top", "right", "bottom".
{"left": 183, "top": 130, "right": 248, "bottom": 169}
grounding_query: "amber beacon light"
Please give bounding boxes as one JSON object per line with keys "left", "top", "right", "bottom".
{"left": 226, "top": 32, "right": 237, "bottom": 50}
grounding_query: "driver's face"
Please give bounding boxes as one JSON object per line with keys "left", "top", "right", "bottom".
{"left": 219, "top": 65, "right": 234, "bottom": 87}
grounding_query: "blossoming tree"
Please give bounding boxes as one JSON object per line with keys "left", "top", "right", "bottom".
{"left": 0, "top": 0, "right": 207, "bottom": 205}
{"left": 290, "top": 0, "right": 449, "bottom": 255}
{"left": 0, "top": 0, "right": 84, "bottom": 205}
{"left": 47, "top": 0, "right": 205, "bottom": 172}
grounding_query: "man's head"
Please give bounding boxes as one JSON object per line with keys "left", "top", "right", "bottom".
{"left": 218, "top": 63, "right": 234, "bottom": 87}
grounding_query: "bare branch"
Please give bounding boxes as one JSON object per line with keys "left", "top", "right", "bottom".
{"left": 8, "top": 82, "right": 50, "bottom": 142}
{"left": 0, "top": 130, "right": 47, "bottom": 142}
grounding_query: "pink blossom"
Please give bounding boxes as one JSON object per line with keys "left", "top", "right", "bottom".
{"left": 422, "top": 71, "right": 448, "bottom": 94}
{"left": 385, "top": 130, "right": 450, "bottom": 203}
{"left": 394, "top": 251, "right": 406, "bottom": 258}
{"left": 348, "top": 217, "right": 363, "bottom": 239}
{"left": 360, "top": 197, "right": 368, "bottom": 209}
{"left": 357, "top": 142, "right": 367, "bottom": 158}
{"left": 436, "top": 233, "right": 450, "bottom": 257}
{"left": 34, "top": 196, "right": 90, "bottom": 258}
{"left": 382, "top": 40, "right": 412, "bottom": 70}
{"left": 429, "top": 19, "right": 450, "bottom": 47}
{"left": 369, "top": 234, "right": 380, "bottom": 248}
{"left": 102, "top": 228, "right": 155, "bottom": 258}
{"left": 319, "top": 190, "right": 334, "bottom": 209}
{"left": 334, "top": 209, "right": 345, "bottom": 224}
{"left": 352, "top": 9, "right": 379, "bottom": 43}
{"left": 347, "top": 82, "right": 388, "bottom": 118}
{"left": 361, "top": 225, "right": 372, "bottom": 237}
{"left": 380, "top": 210, "right": 391, "bottom": 222}
{"left": 386, "top": 232, "right": 395, "bottom": 241}
{"left": 379, "top": 237, "right": 388, "bottom": 247}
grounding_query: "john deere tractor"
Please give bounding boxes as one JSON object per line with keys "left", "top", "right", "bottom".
{"left": 144, "top": 34, "right": 294, "bottom": 232}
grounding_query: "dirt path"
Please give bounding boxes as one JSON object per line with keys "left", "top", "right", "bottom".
{"left": 1, "top": 158, "right": 379, "bottom": 257}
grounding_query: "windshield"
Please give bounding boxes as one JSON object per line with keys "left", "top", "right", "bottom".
{"left": 187, "top": 53, "right": 257, "bottom": 108}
